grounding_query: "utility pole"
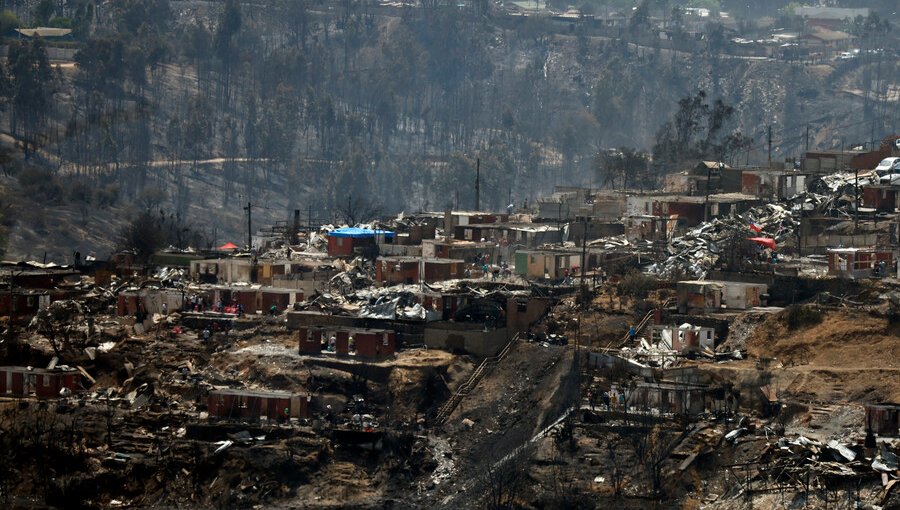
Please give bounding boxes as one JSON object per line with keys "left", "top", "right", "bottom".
{"left": 767, "top": 124, "right": 773, "bottom": 166}
{"left": 871, "top": 119, "right": 876, "bottom": 151}
{"left": 558, "top": 199, "right": 563, "bottom": 246}
{"left": 308, "top": 204, "right": 312, "bottom": 242}
{"left": 243, "top": 201, "right": 252, "bottom": 250}
{"left": 855, "top": 166, "right": 860, "bottom": 231}
{"left": 475, "top": 158, "right": 480, "bottom": 211}
{"left": 805, "top": 124, "right": 810, "bottom": 153}
{"left": 581, "top": 216, "right": 588, "bottom": 290}
{"left": 704, "top": 164, "right": 712, "bottom": 222}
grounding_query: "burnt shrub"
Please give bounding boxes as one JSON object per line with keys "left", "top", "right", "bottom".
{"left": 617, "top": 270, "right": 656, "bottom": 300}
{"left": 783, "top": 305, "right": 823, "bottom": 330}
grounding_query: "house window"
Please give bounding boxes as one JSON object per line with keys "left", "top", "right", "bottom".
{"left": 43, "top": 375, "right": 50, "bottom": 387}
{"left": 336, "top": 238, "right": 344, "bottom": 247}
{"left": 530, "top": 255, "right": 536, "bottom": 263}
{"left": 383, "top": 336, "right": 389, "bottom": 346}
{"left": 517, "top": 301, "right": 527, "bottom": 313}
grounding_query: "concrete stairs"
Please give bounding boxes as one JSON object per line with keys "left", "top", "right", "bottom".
{"left": 434, "top": 334, "right": 519, "bottom": 425}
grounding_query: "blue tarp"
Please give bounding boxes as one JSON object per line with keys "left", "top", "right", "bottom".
{"left": 328, "top": 227, "right": 395, "bottom": 239}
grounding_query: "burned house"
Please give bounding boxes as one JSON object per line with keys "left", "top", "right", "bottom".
{"left": 0, "top": 290, "right": 51, "bottom": 317}
{"left": 865, "top": 403, "right": 900, "bottom": 436}
{"left": 0, "top": 366, "right": 83, "bottom": 398}
{"left": 827, "top": 248, "right": 893, "bottom": 279}
{"left": 566, "top": 220, "right": 625, "bottom": 246}
{"left": 618, "top": 381, "right": 708, "bottom": 416}
{"left": 663, "top": 161, "right": 729, "bottom": 195}
{"left": 207, "top": 389, "right": 311, "bottom": 421}
{"left": 861, "top": 185, "right": 900, "bottom": 213}
{"left": 514, "top": 250, "right": 582, "bottom": 279}
{"left": 374, "top": 257, "right": 465, "bottom": 285}
{"left": 422, "top": 240, "right": 503, "bottom": 265}
{"left": 0, "top": 265, "right": 80, "bottom": 289}
{"left": 676, "top": 280, "right": 768, "bottom": 313}
{"left": 326, "top": 228, "right": 395, "bottom": 258}
{"left": 190, "top": 257, "right": 335, "bottom": 290}
{"left": 298, "top": 327, "right": 397, "bottom": 358}
{"left": 117, "top": 288, "right": 184, "bottom": 316}
{"left": 453, "top": 223, "right": 562, "bottom": 248}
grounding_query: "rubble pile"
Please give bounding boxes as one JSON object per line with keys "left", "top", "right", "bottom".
{"left": 740, "top": 435, "right": 900, "bottom": 499}
{"left": 649, "top": 204, "right": 797, "bottom": 279}
{"left": 328, "top": 258, "right": 374, "bottom": 293}
{"left": 358, "top": 292, "right": 427, "bottom": 320}
{"left": 791, "top": 171, "right": 878, "bottom": 217}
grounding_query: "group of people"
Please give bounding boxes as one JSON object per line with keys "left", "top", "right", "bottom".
{"left": 588, "top": 389, "right": 627, "bottom": 411}
{"left": 184, "top": 294, "right": 246, "bottom": 316}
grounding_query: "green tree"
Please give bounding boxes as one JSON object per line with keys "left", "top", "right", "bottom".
{"left": 0, "top": 10, "right": 21, "bottom": 35}
{"left": 32, "top": 0, "right": 55, "bottom": 26}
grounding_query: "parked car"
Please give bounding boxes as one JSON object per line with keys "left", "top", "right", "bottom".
{"left": 876, "top": 157, "right": 900, "bottom": 183}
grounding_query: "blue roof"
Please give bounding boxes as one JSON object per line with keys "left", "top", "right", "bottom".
{"left": 328, "top": 227, "right": 395, "bottom": 239}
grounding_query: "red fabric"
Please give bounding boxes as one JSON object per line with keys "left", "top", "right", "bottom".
{"left": 747, "top": 237, "right": 777, "bottom": 250}
{"left": 218, "top": 242, "right": 239, "bottom": 250}
{"left": 748, "top": 223, "right": 762, "bottom": 233}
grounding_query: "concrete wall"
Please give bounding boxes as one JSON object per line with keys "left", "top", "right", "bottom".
{"left": 506, "top": 297, "right": 554, "bottom": 333}
{"left": 378, "top": 244, "right": 423, "bottom": 257}
{"left": 566, "top": 221, "right": 625, "bottom": 245}
{"left": 423, "top": 324, "right": 509, "bottom": 357}
{"left": 286, "top": 311, "right": 426, "bottom": 345}
{"left": 800, "top": 233, "right": 879, "bottom": 252}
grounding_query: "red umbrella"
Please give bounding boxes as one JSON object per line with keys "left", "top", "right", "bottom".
{"left": 218, "top": 242, "right": 239, "bottom": 250}
{"left": 747, "top": 237, "right": 777, "bottom": 250}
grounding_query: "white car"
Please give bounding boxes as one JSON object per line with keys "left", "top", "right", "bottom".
{"left": 876, "top": 157, "right": 900, "bottom": 183}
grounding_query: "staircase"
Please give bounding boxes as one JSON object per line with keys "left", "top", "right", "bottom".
{"left": 434, "top": 334, "right": 520, "bottom": 424}
{"left": 618, "top": 297, "right": 674, "bottom": 346}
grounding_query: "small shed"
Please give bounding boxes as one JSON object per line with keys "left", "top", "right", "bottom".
{"left": 649, "top": 324, "right": 715, "bottom": 352}
{"left": 207, "top": 389, "right": 310, "bottom": 420}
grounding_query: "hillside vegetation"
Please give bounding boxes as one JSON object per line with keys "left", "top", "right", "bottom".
{"left": 0, "top": 0, "right": 896, "bottom": 260}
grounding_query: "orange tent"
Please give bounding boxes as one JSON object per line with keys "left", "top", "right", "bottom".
{"left": 218, "top": 242, "right": 239, "bottom": 250}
